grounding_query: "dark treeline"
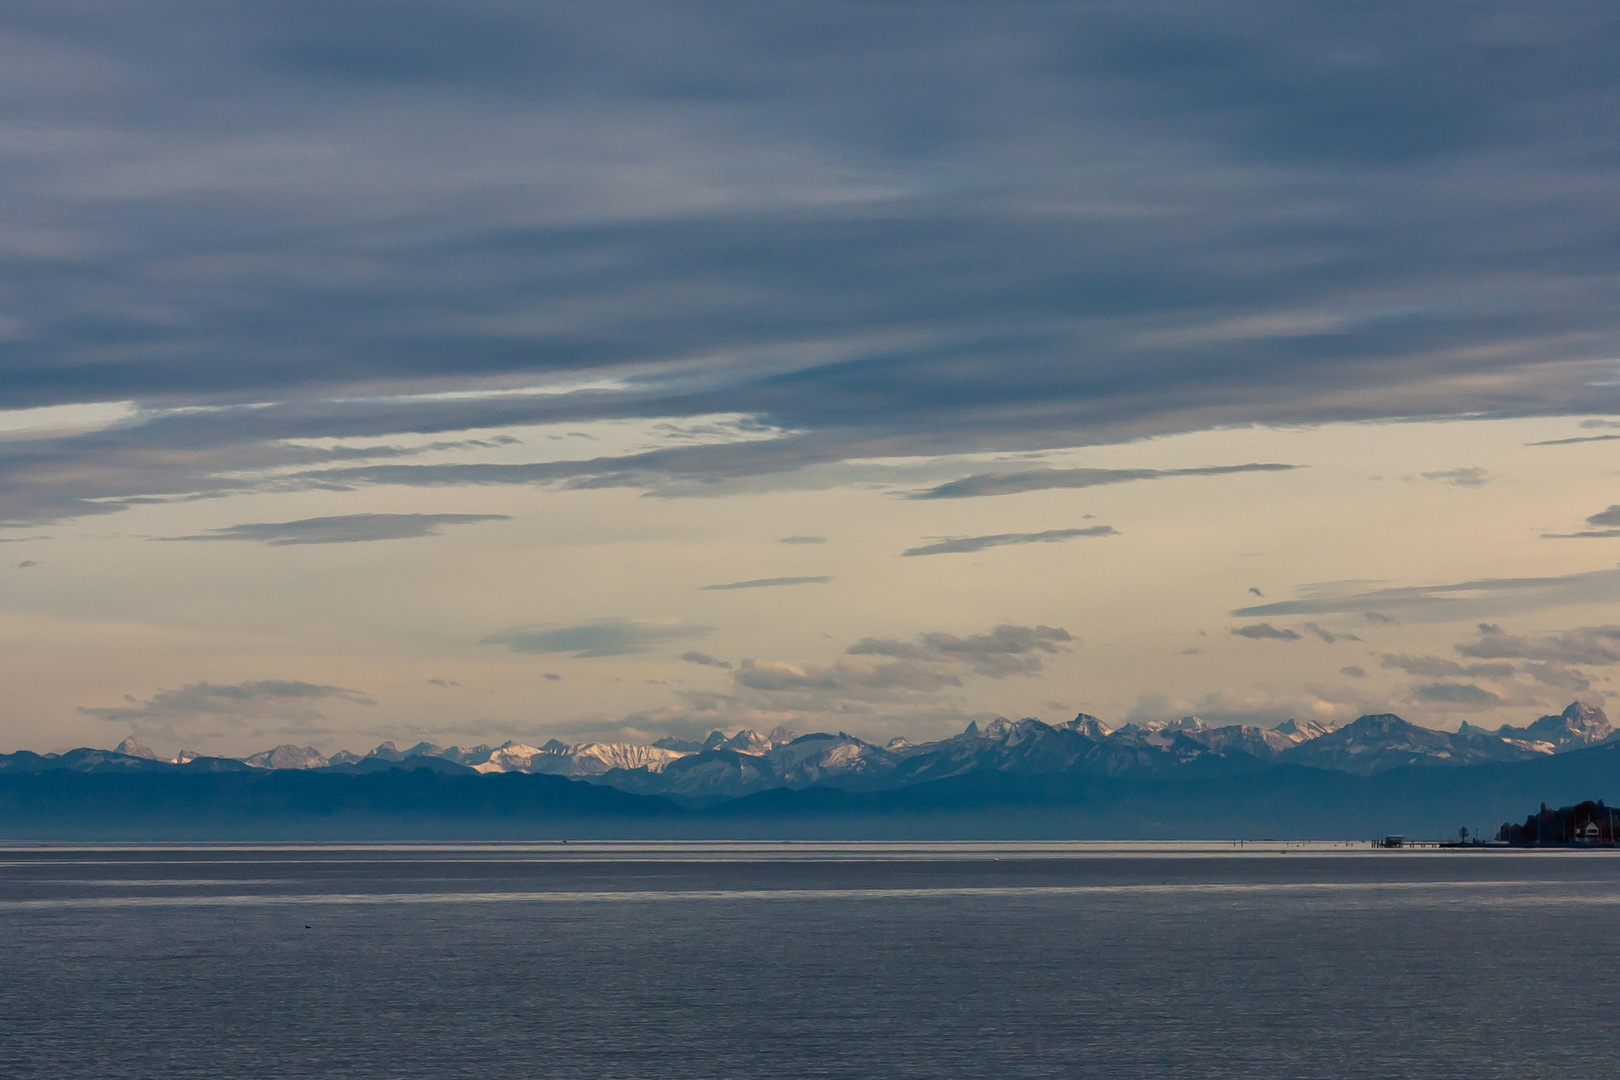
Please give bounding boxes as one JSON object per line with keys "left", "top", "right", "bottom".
{"left": 1497, "top": 800, "right": 1620, "bottom": 845}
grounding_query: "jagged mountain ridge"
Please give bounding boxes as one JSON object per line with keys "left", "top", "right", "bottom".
{"left": 596, "top": 704, "right": 1612, "bottom": 805}
{"left": 1281, "top": 703, "right": 1614, "bottom": 776}
{"left": 252, "top": 702, "right": 1614, "bottom": 803}
{"left": 1460, "top": 701, "right": 1614, "bottom": 754}
{"left": 11, "top": 704, "right": 1609, "bottom": 807}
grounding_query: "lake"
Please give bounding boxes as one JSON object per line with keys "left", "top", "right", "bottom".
{"left": 1, "top": 841, "right": 1615, "bottom": 1078}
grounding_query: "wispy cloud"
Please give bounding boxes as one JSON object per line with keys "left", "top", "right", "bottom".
{"left": 902, "top": 526, "right": 1117, "bottom": 556}
{"left": 779, "top": 536, "right": 826, "bottom": 545}
{"left": 482, "top": 620, "right": 711, "bottom": 658}
{"left": 1420, "top": 467, "right": 1490, "bottom": 487}
{"left": 679, "top": 651, "right": 733, "bottom": 669}
{"left": 1413, "top": 682, "right": 1503, "bottom": 707}
{"left": 1234, "top": 568, "right": 1620, "bottom": 622}
{"left": 1371, "top": 623, "right": 1615, "bottom": 707}
{"left": 907, "top": 464, "right": 1298, "bottom": 500}
{"left": 1456, "top": 623, "right": 1620, "bottom": 666}
{"left": 1528, "top": 434, "right": 1620, "bottom": 446}
{"left": 1540, "top": 504, "right": 1620, "bottom": 538}
{"left": 163, "top": 513, "right": 509, "bottom": 545}
{"left": 618, "top": 622, "right": 1077, "bottom": 741}
{"left": 1376, "top": 653, "right": 1515, "bottom": 680}
{"left": 668, "top": 623, "right": 1080, "bottom": 738}
{"left": 846, "top": 624, "right": 1075, "bottom": 678}
{"left": 701, "top": 576, "right": 830, "bottom": 590}
{"left": 1231, "top": 623, "right": 1301, "bottom": 640}
{"left": 78, "top": 679, "right": 375, "bottom": 741}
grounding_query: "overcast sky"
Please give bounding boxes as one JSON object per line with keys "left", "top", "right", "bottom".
{"left": 4, "top": 1, "right": 1620, "bottom": 755}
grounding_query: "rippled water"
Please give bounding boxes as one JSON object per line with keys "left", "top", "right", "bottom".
{"left": 2, "top": 841, "right": 1616, "bottom": 1078}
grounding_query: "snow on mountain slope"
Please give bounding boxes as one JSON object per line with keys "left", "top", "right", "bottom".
{"left": 604, "top": 749, "right": 782, "bottom": 804}
{"left": 114, "top": 737, "right": 158, "bottom": 760}
{"left": 1278, "top": 713, "right": 1537, "bottom": 775}
{"left": 559, "top": 743, "right": 690, "bottom": 776}
{"left": 242, "top": 744, "right": 329, "bottom": 770}
{"left": 467, "top": 740, "right": 690, "bottom": 776}
{"left": 1189, "top": 725, "right": 1299, "bottom": 759}
{"left": 1057, "top": 714, "right": 1113, "bottom": 740}
{"left": 220, "top": 701, "right": 1598, "bottom": 793}
{"left": 470, "top": 743, "right": 549, "bottom": 774}
{"left": 1476, "top": 701, "right": 1613, "bottom": 751}
{"left": 1273, "top": 719, "right": 1335, "bottom": 742}
{"left": 762, "top": 733, "right": 898, "bottom": 786}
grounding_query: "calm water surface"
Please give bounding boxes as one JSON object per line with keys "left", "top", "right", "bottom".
{"left": 1, "top": 841, "right": 1615, "bottom": 1078}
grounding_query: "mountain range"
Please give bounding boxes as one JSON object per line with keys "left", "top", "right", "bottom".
{"left": 9, "top": 701, "right": 1609, "bottom": 809}
{"left": 2, "top": 701, "right": 1617, "bottom": 839}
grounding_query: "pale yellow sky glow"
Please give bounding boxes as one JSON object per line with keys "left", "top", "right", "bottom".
{"left": 4, "top": 411, "right": 1617, "bottom": 756}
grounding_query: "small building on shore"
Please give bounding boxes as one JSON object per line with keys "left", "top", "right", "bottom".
{"left": 1497, "top": 800, "right": 1617, "bottom": 846}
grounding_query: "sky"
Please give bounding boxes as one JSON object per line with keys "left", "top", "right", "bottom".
{"left": 3, "top": 1, "right": 1620, "bottom": 756}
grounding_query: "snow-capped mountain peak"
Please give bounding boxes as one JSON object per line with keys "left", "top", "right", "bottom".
{"left": 242, "top": 745, "right": 329, "bottom": 770}
{"left": 114, "top": 737, "right": 158, "bottom": 760}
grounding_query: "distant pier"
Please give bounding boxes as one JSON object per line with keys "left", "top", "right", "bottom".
{"left": 1372, "top": 835, "right": 1494, "bottom": 849}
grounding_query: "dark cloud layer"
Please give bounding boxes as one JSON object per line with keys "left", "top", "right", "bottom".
{"left": 901, "top": 526, "right": 1117, "bottom": 557}
{"left": 1, "top": 2, "right": 1618, "bottom": 521}
{"left": 164, "top": 512, "right": 509, "bottom": 545}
